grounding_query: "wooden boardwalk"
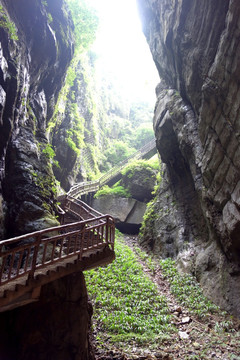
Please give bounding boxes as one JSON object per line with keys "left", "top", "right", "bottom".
{"left": 0, "top": 197, "right": 115, "bottom": 312}
{"left": 68, "top": 138, "right": 156, "bottom": 198}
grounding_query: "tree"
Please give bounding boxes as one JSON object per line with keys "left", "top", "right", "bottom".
{"left": 101, "top": 140, "right": 135, "bottom": 171}
{"left": 66, "top": 0, "right": 99, "bottom": 52}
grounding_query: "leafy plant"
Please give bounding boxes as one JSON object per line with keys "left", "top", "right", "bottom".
{"left": 121, "top": 157, "right": 160, "bottom": 178}
{"left": 42, "top": 143, "right": 59, "bottom": 168}
{"left": 66, "top": 0, "right": 99, "bottom": 53}
{"left": 133, "top": 124, "right": 154, "bottom": 149}
{"left": 47, "top": 13, "right": 53, "bottom": 24}
{"left": 85, "top": 234, "right": 175, "bottom": 348}
{"left": 160, "top": 258, "right": 220, "bottom": 318}
{"left": 101, "top": 140, "right": 135, "bottom": 172}
{"left": 0, "top": 5, "right": 18, "bottom": 40}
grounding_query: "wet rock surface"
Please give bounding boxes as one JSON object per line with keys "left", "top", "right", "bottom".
{"left": 0, "top": 3, "right": 94, "bottom": 360}
{"left": 137, "top": 0, "right": 240, "bottom": 316}
{"left": 0, "top": 0, "right": 73, "bottom": 238}
{"left": 121, "top": 166, "right": 157, "bottom": 202}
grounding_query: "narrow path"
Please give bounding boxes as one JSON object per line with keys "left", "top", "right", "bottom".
{"left": 90, "top": 234, "right": 240, "bottom": 360}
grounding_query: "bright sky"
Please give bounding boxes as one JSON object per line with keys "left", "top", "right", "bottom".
{"left": 88, "top": 0, "right": 159, "bottom": 104}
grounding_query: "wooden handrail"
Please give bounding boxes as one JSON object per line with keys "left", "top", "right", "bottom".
{"left": 66, "top": 196, "right": 104, "bottom": 220}
{"left": 0, "top": 198, "right": 115, "bottom": 287}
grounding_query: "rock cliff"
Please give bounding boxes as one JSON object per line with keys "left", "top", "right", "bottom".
{"left": 0, "top": 272, "right": 94, "bottom": 360}
{"left": 92, "top": 196, "right": 147, "bottom": 234}
{"left": 50, "top": 51, "right": 105, "bottom": 191}
{"left": 0, "top": 1, "right": 94, "bottom": 359}
{"left": 137, "top": 0, "right": 240, "bottom": 317}
{"left": 0, "top": 0, "right": 73, "bottom": 238}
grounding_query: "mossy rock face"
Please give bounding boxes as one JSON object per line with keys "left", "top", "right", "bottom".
{"left": 15, "top": 207, "right": 60, "bottom": 236}
{"left": 24, "top": 214, "right": 60, "bottom": 234}
{"left": 121, "top": 166, "right": 157, "bottom": 202}
{"left": 0, "top": 0, "right": 73, "bottom": 239}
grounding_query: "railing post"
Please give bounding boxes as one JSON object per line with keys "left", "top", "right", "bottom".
{"left": 28, "top": 235, "right": 41, "bottom": 282}
{"left": 77, "top": 224, "right": 86, "bottom": 261}
{"left": 112, "top": 224, "right": 115, "bottom": 250}
{"left": 105, "top": 216, "right": 109, "bottom": 245}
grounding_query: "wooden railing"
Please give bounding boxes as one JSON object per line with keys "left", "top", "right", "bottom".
{"left": 65, "top": 196, "right": 103, "bottom": 221}
{"left": 68, "top": 138, "right": 156, "bottom": 198}
{"left": 69, "top": 180, "right": 100, "bottom": 199}
{"left": 0, "top": 210, "right": 114, "bottom": 287}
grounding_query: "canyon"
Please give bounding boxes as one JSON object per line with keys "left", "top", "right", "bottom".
{"left": 0, "top": 0, "right": 240, "bottom": 358}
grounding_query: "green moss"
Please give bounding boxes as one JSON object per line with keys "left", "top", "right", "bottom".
{"left": 0, "top": 5, "right": 18, "bottom": 40}
{"left": 94, "top": 184, "right": 130, "bottom": 199}
{"left": 121, "top": 157, "right": 160, "bottom": 179}
{"left": 26, "top": 102, "right": 37, "bottom": 135}
{"left": 66, "top": 136, "right": 80, "bottom": 156}
{"left": 139, "top": 200, "right": 156, "bottom": 236}
{"left": 66, "top": 66, "right": 77, "bottom": 87}
{"left": 65, "top": 103, "right": 85, "bottom": 155}
{"left": 42, "top": 143, "right": 59, "bottom": 168}
{"left": 34, "top": 173, "right": 57, "bottom": 198}
{"left": 139, "top": 170, "right": 162, "bottom": 238}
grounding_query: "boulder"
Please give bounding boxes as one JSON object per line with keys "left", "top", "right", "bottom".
{"left": 92, "top": 195, "right": 147, "bottom": 234}
{"left": 121, "top": 166, "right": 157, "bottom": 202}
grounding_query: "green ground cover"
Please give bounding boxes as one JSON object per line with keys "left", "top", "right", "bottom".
{"left": 84, "top": 233, "right": 176, "bottom": 349}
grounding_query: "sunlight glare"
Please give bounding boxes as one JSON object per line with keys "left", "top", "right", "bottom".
{"left": 87, "top": 0, "right": 159, "bottom": 103}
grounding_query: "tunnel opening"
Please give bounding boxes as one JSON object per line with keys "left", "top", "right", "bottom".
{"left": 116, "top": 222, "right": 141, "bottom": 235}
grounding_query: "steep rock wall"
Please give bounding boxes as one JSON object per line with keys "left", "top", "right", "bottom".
{"left": 51, "top": 53, "right": 102, "bottom": 190}
{"left": 0, "top": 2, "right": 95, "bottom": 359}
{"left": 0, "top": 0, "right": 73, "bottom": 238}
{"left": 0, "top": 272, "right": 94, "bottom": 360}
{"left": 137, "top": 0, "right": 240, "bottom": 316}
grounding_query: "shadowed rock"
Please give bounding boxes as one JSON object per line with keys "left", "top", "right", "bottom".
{"left": 137, "top": 0, "right": 240, "bottom": 317}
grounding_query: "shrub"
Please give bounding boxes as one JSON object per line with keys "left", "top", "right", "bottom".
{"left": 94, "top": 184, "right": 130, "bottom": 198}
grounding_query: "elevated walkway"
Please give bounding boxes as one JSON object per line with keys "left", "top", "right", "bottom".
{"left": 68, "top": 138, "right": 157, "bottom": 198}
{"left": 0, "top": 138, "right": 157, "bottom": 312}
{"left": 0, "top": 197, "right": 115, "bottom": 312}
